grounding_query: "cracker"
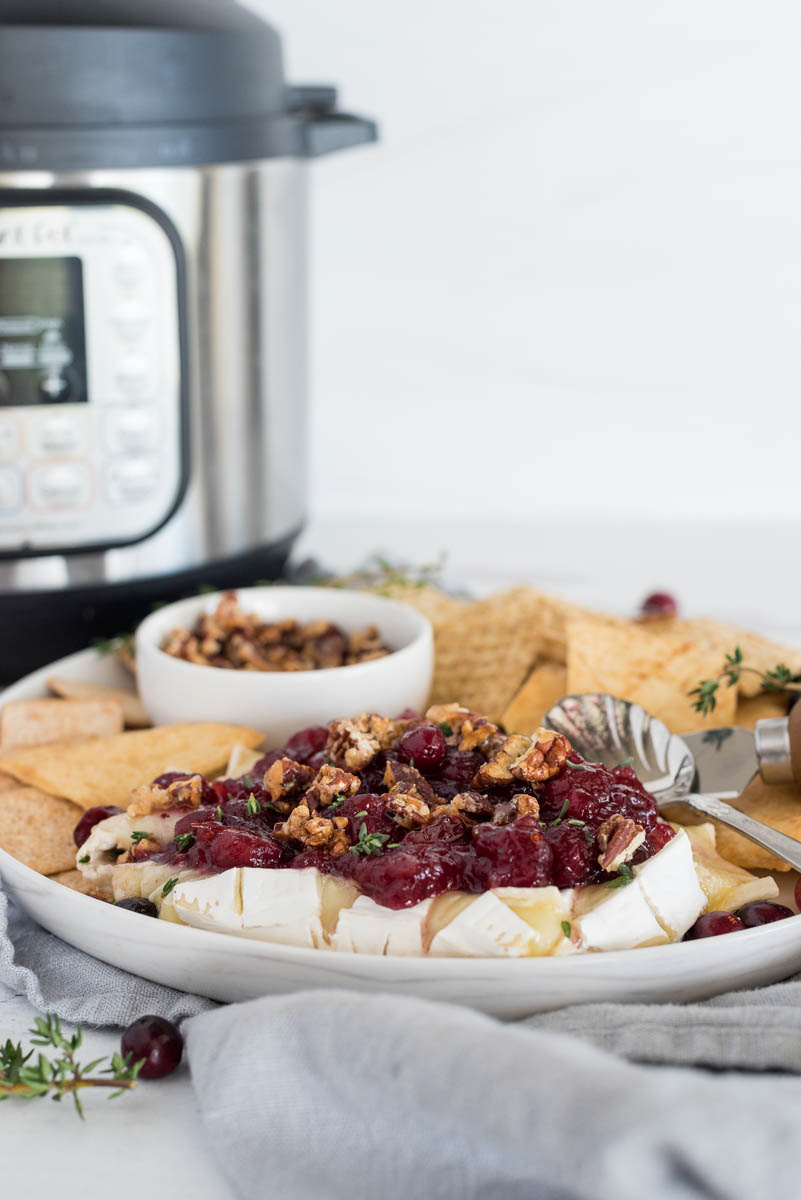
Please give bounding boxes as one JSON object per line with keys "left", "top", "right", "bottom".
{"left": 50, "top": 868, "right": 102, "bottom": 895}
{"left": 0, "top": 722, "right": 264, "bottom": 810}
{"left": 502, "top": 663, "right": 567, "bottom": 735}
{"left": 735, "top": 692, "right": 788, "bottom": 731}
{"left": 0, "top": 787, "right": 81, "bottom": 875}
{"left": 47, "top": 676, "right": 151, "bottom": 729}
{"left": 0, "top": 697, "right": 124, "bottom": 751}
{"left": 0, "top": 771, "right": 16, "bottom": 793}
{"left": 711, "top": 777, "right": 801, "bottom": 872}
{"left": 672, "top": 619, "right": 801, "bottom": 699}
{"left": 375, "top": 583, "right": 466, "bottom": 631}
{"left": 430, "top": 588, "right": 543, "bottom": 722}
{"left": 565, "top": 612, "right": 738, "bottom": 733}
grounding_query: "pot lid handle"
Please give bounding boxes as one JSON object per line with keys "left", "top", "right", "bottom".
{"left": 288, "top": 84, "right": 378, "bottom": 157}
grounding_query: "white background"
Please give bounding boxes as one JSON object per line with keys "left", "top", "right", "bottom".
{"left": 243, "top": 0, "right": 801, "bottom": 534}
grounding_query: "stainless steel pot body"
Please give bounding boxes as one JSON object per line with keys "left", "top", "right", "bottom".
{"left": 0, "top": 159, "right": 308, "bottom": 594}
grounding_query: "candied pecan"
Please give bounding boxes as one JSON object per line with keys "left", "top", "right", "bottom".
{"left": 127, "top": 773, "right": 205, "bottom": 818}
{"left": 325, "top": 713, "right": 402, "bottom": 770}
{"left": 274, "top": 804, "right": 336, "bottom": 848}
{"left": 510, "top": 728, "right": 571, "bottom": 783}
{"left": 597, "top": 814, "right": 645, "bottom": 872}
{"left": 472, "top": 734, "right": 532, "bottom": 787}
{"left": 490, "top": 800, "right": 517, "bottom": 826}
{"left": 424, "top": 704, "right": 498, "bottom": 752}
{"left": 305, "top": 764, "right": 361, "bottom": 811}
{"left": 264, "top": 757, "right": 316, "bottom": 803}
{"left": 385, "top": 789, "right": 431, "bottom": 829}
{"left": 450, "top": 791, "right": 495, "bottom": 818}
{"left": 490, "top": 793, "right": 540, "bottom": 825}
{"left": 382, "top": 760, "right": 437, "bottom": 806}
{"left": 346, "top": 625, "right": 388, "bottom": 664}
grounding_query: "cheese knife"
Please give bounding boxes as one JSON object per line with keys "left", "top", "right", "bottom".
{"left": 683, "top": 705, "right": 801, "bottom": 798}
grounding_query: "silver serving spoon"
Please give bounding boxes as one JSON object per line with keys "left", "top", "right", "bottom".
{"left": 543, "top": 692, "right": 801, "bottom": 873}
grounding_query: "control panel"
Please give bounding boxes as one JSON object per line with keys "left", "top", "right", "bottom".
{"left": 0, "top": 200, "right": 184, "bottom": 555}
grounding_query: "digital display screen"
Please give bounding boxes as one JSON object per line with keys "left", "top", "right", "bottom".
{"left": 0, "top": 257, "right": 87, "bottom": 407}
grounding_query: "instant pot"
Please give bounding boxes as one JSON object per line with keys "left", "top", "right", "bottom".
{"left": 0, "top": 0, "right": 376, "bottom": 681}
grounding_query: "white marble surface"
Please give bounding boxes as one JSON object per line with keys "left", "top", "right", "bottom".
{"left": 0, "top": 984, "right": 232, "bottom": 1200}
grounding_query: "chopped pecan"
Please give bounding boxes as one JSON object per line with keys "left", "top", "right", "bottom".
{"left": 326, "top": 713, "right": 403, "bottom": 770}
{"left": 305, "top": 763, "right": 361, "bottom": 811}
{"left": 424, "top": 703, "right": 498, "bottom": 752}
{"left": 472, "top": 734, "right": 532, "bottom": 787}
{"left": 510, "top": 728, "right": 571, "bottom": 783}
{"left": 490, "top": 793, "right": 540, "bottom": 826}
{"left": 597, "top": 814, "right": 645, "bottom": 872}
{"left": 382, "top": 760, "right": 437, "bottom": 806}
{"left": 127, "top": 773, "right": 205, "bottom": 818}
{"left": 274, "top": 803, "right": 336, "bottom": 848}
{"left": 264, "top": 757, "right": 316, "bottom": 804}
{"left": 117, "top": 836, "right": 160, "bottom": 864}
{"left": 385, "top": 789, "right": 431, "bottom": 828}
{"left": 450, "top": 791, "right": 495, "bottom": 819}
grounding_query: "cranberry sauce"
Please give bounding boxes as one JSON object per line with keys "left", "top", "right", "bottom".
{"left": 143, "top": 723, "right": 673, "bottom": 909}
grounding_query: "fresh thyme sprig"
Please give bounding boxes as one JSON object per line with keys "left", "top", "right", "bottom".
{"left": 0, "top": 1015, "right": 143, "bottom": 1118}
{"left": 350, "top": 823, "right": 390, "bottom": 856}
{"left": 689, "top": 646, "right": 801, "bottom": 715}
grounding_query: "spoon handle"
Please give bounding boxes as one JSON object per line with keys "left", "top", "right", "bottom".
{"left": 678, "top": 793, "right": 801, "bottom": 873}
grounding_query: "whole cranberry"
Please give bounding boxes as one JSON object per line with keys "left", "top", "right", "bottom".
{"left": 543, "top": 822, "right": 597, "bottom": 888}
{"left": 648, "top": 822, "right": 676, "bottom": 853}
{"left": 209, "top": 827, "right": 284, "bottom": 870}
{"left": 285, "top": 726, "right": 329, "bottom": 764}
{"left": 339, "top": 793, "right": 396, "bottom": 840}
{"left": 639, "top": 591, "right": 678, "bottom": 619}
{"left": 115, "top": 898, "right": 159, "bottom": 918}
{"left": 121, "top": 1015, "right": 183, "bottom": 1079}
{"left": 396, "top": 724, "right": 448, "bottom": 773}
{"left": 734, "top": 900, "right": 794, "bottom": 927}
{"left": 684, "top": 912, "right": 745, "bottom": 939}
{"left": 472, "top": 816, "right": 553, "bottom": 889}
{"left": 73, "top": 805, "right": 123, "bottom": 848}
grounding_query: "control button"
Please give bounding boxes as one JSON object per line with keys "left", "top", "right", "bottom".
{"left": 116, "top": 356, "right": 155, "bottom": 400}
{"left": 106, "top": 456, "right": 160, "bottom": 505}
{"left": 112, "top": 244, "right": 151, "bottom": 291}
{"left": 111, "top": 302, "right": 152, "bottom": 342}
{"left": 104, "top": 408, "right": 160, "bottom": 454}
{"left": 29, "top": 462, "right": 92, "bottom": 510}
{"left": 38, "top": 370, "right": 73, "bottom": 404}
{"left": 0, "top": 416, "right": 19, "bottom": 462}
{"left": 0, "top": 466, "right": 21, "bottom": 514}
{"left": 31, "top": 413, "right": 87, "bottom": 456}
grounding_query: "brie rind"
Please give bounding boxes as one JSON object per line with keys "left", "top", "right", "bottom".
{"left": 172, "top": 868, "right": 242, "bottom": 933}
{"left": 682, "top": 822, "right": 779, "bottom": 911}
{"left": 428, "top": 891, "right": 538, "bottom": 958}
{"left": 332, "top": 896, "right": 434, "bottom": 956}
{"left": 632, "top": 828, "right": 706, "bottom": 939}
{"left": 573, "top": 880, "right": 668, "bottom": 951}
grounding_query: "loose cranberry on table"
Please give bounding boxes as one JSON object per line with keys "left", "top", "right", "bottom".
{"left": 73, "top": 805, "right": 123, "bottom": 847}
{"left": 683, "top": 912, "right": 745, "bottom": 940}
{"left": 639, "top": 591, "right": 678, "bottom": 619}
{"left": 734, "top": 901, "right": 795, "bottom": 928}
{"left": 121, "top": 1015, "right": 183, "bottom": 1080}
{"left": 396, "top": 723, "right": 448, "bottom": 773}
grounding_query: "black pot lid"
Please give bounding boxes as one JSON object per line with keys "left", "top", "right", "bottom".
{"left": 0, "top": 0, "right": 377, "bottom": 170}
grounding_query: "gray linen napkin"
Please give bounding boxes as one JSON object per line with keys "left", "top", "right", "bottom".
{"left": 6, "top": 879, "right": 801, "bottom": 1200}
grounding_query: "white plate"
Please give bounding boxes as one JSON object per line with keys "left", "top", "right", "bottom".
{"left": 3, "top": 647, "right": 801, "bottom": 1018}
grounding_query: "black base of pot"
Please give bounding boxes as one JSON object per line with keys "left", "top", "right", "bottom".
{"left": 0, "top": 533, "right": 299, "bottom": 684}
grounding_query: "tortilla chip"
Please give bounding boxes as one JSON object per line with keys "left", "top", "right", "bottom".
{"left": 0, "top": 786, "right": 81, "bottom": 874}
{"left": 50, "top": 868, "right": 102, "bottom": 895}
{"left": 47, "top": 677, "right": 151, "bottom": 729}
{"left": 502, "top": 664, "right": 567, "bottom": 735}
{"left": 735, "top": 692, "right": 789, "bottom": 731}
{"left": 430, "top": 588, "right": 543, "bottom": 721}
{"left": 0, "top": 722, "right": 264, "bottom": 810}
{"left": 711, "top": 777, "right": 801, "bottom": 872}
{"left": 0, "top": 697, "right": 124, "bottom": 751}
{"left": 565, "top": 612, "right": 737, "bottom": 733}
{"left": 376, "top": 583, "right": 466, "bottom": 631}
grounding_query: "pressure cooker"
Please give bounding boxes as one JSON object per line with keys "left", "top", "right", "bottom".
{"left": 0, "top": 0, "right": 376, "bottom": 681}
